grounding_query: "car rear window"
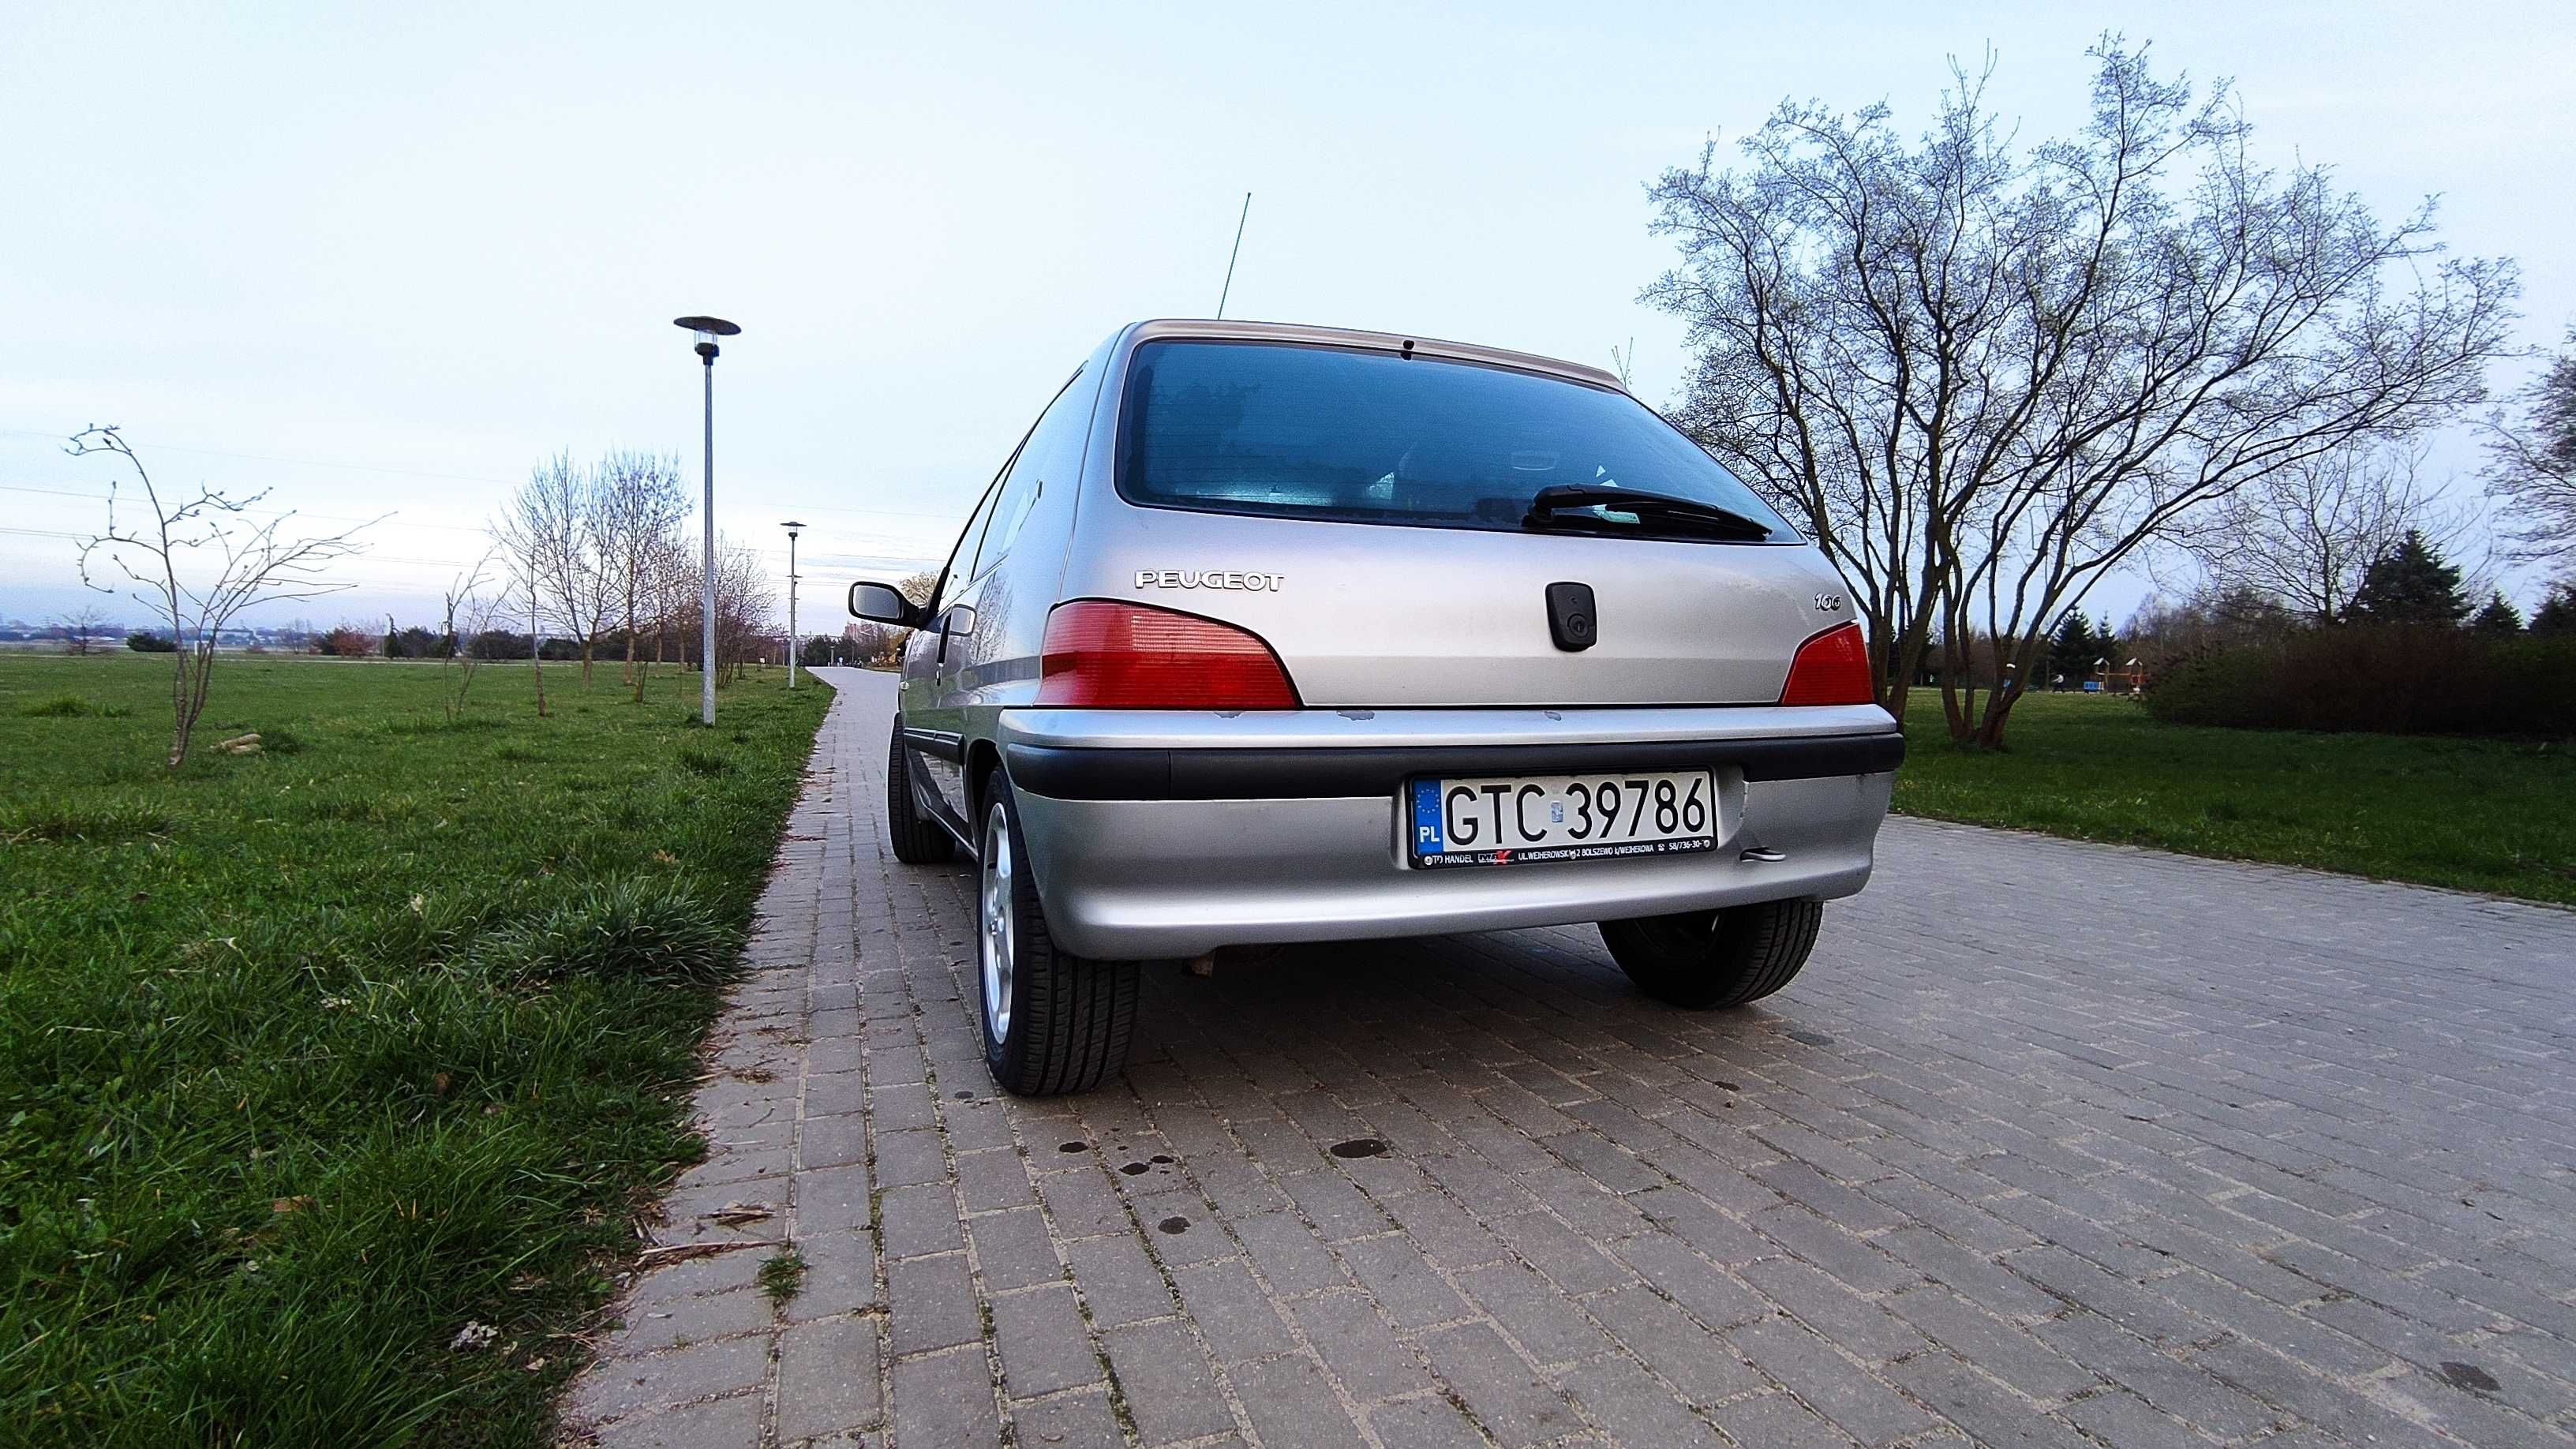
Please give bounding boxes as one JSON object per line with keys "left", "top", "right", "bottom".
{"left": 1114, "top": 339, "right": 1792, "bottom": 541}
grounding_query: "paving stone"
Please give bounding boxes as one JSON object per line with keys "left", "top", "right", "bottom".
{"left": 1062, "top": 1231, "right": 1177, "bottom": 1328}
{"left": 1708, "top": 1390, "right": 1863, "bottom": 1449}
{"left": 967, "top": 1204, "right": 1062, "bottom": 1292}
{"left": 1340, "top": 1231, "right": 1473, "bottom": 1327}
{"left": 990, "top": 1282, "right": 1099, "bottom": 1398}
{"left": 561, "top": 671, "right": 2576, "bottom": 1449}
{"left": 1170, "top": 1258, "right": 1297, "bottom": 1362}
{"left": 953, "top": 1146, "right": 1037, "bottom": 1212}
{"left": 871, "top": 1126, "right": 946, "bottom": 1189}
{"left": 775, "top": 1314, "right": 883, "bottom": 1440}
{"left": 1416, "top": 1321, "right": 1583, "bottom": 1447}
{"left": 585, "top": 1391, "right": 764, "bottom": 1449}
{"left": 1290, "top": 1290, "right": 1434, "bottom": 1402}
{"left": 1226, "top": 1352, "right": 1365, "bottom": 1447}
{"left": 1101, "top": 1320, "right": 1237, "bottom": 1445}
{"left": 886, "top": 1252, "right": 981, "bottom": 1355}
{"left": 1732, "top": 1313, "right": 1939, "bottom": 1443}
{"left": 1579, "top": 1286, "right": 1767, "bottom": 1405}
{"left": 572, "top": 1334, "right": 773, "bottom": 1422}
{"left": 1230, "top": 1208, "right": 1353, "bottom": 1295}
{"left": 1366, "top": 1391, "right": 1492, "bottom": 1449}
{"left": 1006, "top": 1387, "right": 1125, "bottom": 1448}
{"left": 878, "top": 1182, "right": 964, "bottom": 1260}
{"left": 1739, "top": 1257, "right": 1930, "bottom": 1365}
{"left": 1559, "top": 1354, "right": 1728, "bottom": 1449}
{"left": 890, "top": 1345, "right": 1002, "bottom": 1449}
{"left": 1886, "top": 1284, "right": 2100, "bottom": 1401}
{"left": 1457, "top": 1260, "right": 1615, "bottom": 1366}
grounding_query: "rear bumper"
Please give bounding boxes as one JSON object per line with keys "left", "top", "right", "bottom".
{"left": 990, "top": 705, "right": 1900, "bottom": 959}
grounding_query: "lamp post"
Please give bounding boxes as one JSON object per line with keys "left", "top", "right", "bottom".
{"left": 675, "top": 315, "right": 741, "bottom": 725}
{"left": 781, "top": 519, "right": 806, "bottom": 689}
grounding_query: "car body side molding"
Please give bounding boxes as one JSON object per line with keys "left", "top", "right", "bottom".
{"left": 1003, "top": 731, "right": 1903, "bottom": 802}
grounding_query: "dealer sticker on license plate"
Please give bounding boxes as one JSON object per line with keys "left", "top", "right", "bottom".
{"left": 1409, "top": 769, "right": 1717, "bottom": 867}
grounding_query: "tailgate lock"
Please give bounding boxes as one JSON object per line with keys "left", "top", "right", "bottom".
{"left": 1544, "top": 582, "right": 1596, "bottom": 652}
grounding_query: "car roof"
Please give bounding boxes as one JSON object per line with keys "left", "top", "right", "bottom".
{"left": 1121, "top": 318, "right": 1627, "bottom": 392}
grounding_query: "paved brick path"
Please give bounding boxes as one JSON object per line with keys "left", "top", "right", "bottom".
{"left": 563, "top": 668, "right": 2576, "bottom": 1448}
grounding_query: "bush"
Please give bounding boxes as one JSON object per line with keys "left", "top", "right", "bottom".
{"left": 126, "top": 631, "right": 178, "bottom": 653}
{"left": 2146, "top": 625, "right": 2576, "bottom": 737}
{"left": 469, "top": 878, "right": 732, "bottom": 986}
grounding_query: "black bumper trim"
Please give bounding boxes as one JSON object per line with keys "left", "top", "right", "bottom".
{"left": 1002, "top": 732, "right": 1904, "bottom": 802}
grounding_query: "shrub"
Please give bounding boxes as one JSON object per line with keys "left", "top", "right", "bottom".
{"left": 469, "top": 878, "right": 732, "bottom": 986}
{"left": 2147, "top": 625, "right": 2576, "bottom": 737}
{"left": 126, "top": 631, "right": 178, "bottom": 653}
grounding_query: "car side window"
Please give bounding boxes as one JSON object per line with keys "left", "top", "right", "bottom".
{"left": 931, "top": 473, "right": 1007, "bottom": 615}
{"left": 968, "top": 366, "right": 1086, "bottom": 582}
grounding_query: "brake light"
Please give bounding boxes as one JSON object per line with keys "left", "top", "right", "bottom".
{"left": 1779, "top": 622, "right": 1874, "bottom": 706}
{"left": 1037, "top": 601, "right": 1301, "bottom": 708}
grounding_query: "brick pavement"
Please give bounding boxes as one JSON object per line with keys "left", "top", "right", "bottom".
{"left": 563, "top": 667, "right": 2576, "bottom": 1447}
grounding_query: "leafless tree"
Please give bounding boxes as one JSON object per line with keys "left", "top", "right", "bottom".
{"left": 1645, "top": 39, "right": 2517, "bottom": 747}
{"left": 440, "top": 550, "right": 504, "bottom": 721}
{"left": 51, "top": 605, "right": 111, "bottom": 655}
{"left": 2166, "top": 444, "right": 2484, "bottom": 625}
{"left": 69, "top": 425, "right": 375, "bottom": 766}
{"left": 492, "top": 452, "right": 616, "bottom": 687}
{"left": 665, "top": 538, "right": 780, "bottom": 684}
{"left": 2484, "top": 328, "right": 2576, "bottom": 565}
{"left": 593, "top": 450, "right": 688, "bottom": 701}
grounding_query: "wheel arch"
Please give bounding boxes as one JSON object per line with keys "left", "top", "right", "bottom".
{"left": 964, "top": 736, "right": 1005, "bottom": 830}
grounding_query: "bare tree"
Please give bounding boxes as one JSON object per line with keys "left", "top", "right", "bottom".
{"left": 2166, "top": 444, "right": 2483, "bottom": 625}
{"left": 593, "top": 451, "right": 688, "bottom": 702}
{"left": 2484, "top": 328, "right": 2576, "bottom": 564}
{"left": 1646, "top": 39, "right": 2517, "bottom": 747}
{"left": 667, "top": 538, "right": 780, "bottom": 684}
{"left": 51, "top": 605, "right": 111, "bottom": 655}
{"left": 440, "top": 550, "right": 504, "bottom": 721}
{"left": 493, "top": 452, "right": 616, "bottom": 687}
{"left": 69, "top": 425, "right": 374, "bottom": 766}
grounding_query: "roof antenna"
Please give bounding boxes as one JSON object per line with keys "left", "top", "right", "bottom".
{"left": 1215, "top": 192, "right": 1252, "bottom": 319}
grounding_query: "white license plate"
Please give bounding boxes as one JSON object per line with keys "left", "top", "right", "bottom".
{"left": 1409, "top": 769, "right": 1717, "bottom": 867}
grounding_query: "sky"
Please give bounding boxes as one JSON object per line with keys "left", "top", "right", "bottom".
{"left": 6, "top": 2, "right": 2570, "bottom": 633}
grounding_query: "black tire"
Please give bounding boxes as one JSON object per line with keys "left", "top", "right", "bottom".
{"left": 1598, "top": 898, "right": 1824, "bottom": 1009}
{"left": 975, "top": 768, "right": 1139, "bottom": 1095}
{"left": 885, "top": 718, "right": 954, "bottom": 864}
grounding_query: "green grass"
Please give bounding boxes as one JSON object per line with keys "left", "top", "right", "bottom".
{"left": 756, "top": 1248, "right": 805, "bottom": 1309}
{"left": 0, "top": 654, "right": 831, "bottom": 1447}
{"left": 1894, "top": 691, "right": 2576, "bottom": 906}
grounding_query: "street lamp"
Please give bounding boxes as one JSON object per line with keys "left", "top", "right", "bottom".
{"left": 781, "top": 519, "right": 806, "bottom": 689}
{"left": 675, "top": 315, "right": 741, "bottom": 726}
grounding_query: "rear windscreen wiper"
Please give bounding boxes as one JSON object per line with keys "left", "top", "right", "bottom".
{"left": 1522, "top": 484, "right": 1775, "bottom": 541}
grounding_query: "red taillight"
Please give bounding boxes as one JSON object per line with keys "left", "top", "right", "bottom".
{"left": 1036, "top": 600, "right": 1301, "bottom": 708}
{"left": 1779, "top": 622, "right": 1874, "bottom": 706}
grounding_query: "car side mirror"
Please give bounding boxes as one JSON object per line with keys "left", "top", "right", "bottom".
{"left": 848, "top": 581, "right": 921, "bottom": 627}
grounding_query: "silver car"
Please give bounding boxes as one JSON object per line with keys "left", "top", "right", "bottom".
{"left": 849, "top": 319, "right": 1900, "bottom": 1095}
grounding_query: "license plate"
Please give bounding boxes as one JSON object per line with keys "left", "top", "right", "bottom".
{"left": 1409, "top": 769, "right": 1717, "bottom": 867}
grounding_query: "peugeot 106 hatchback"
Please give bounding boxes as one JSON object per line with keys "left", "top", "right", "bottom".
{"left": 848, "top": 319, "right": 1902, "bottom": 1095}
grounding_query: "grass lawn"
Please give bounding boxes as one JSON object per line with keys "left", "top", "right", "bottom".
{"left": 1894, "top": 691, "right": 2576, "bottom": 907}
{"left": 0, "top": 653, "right": 831, "bottom": 1446}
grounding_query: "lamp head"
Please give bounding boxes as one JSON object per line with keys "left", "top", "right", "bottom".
{"left": 674, "top": 316, "right": 740, "bottom": 362}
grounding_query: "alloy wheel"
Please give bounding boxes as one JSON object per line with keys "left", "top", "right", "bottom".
{"left": 979, "top": 801, "right": 1015, "bottom": 1043}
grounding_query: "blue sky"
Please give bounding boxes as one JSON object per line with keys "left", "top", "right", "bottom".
{"left": 6, "top": 2, "right": 2568, "bottom": 629}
